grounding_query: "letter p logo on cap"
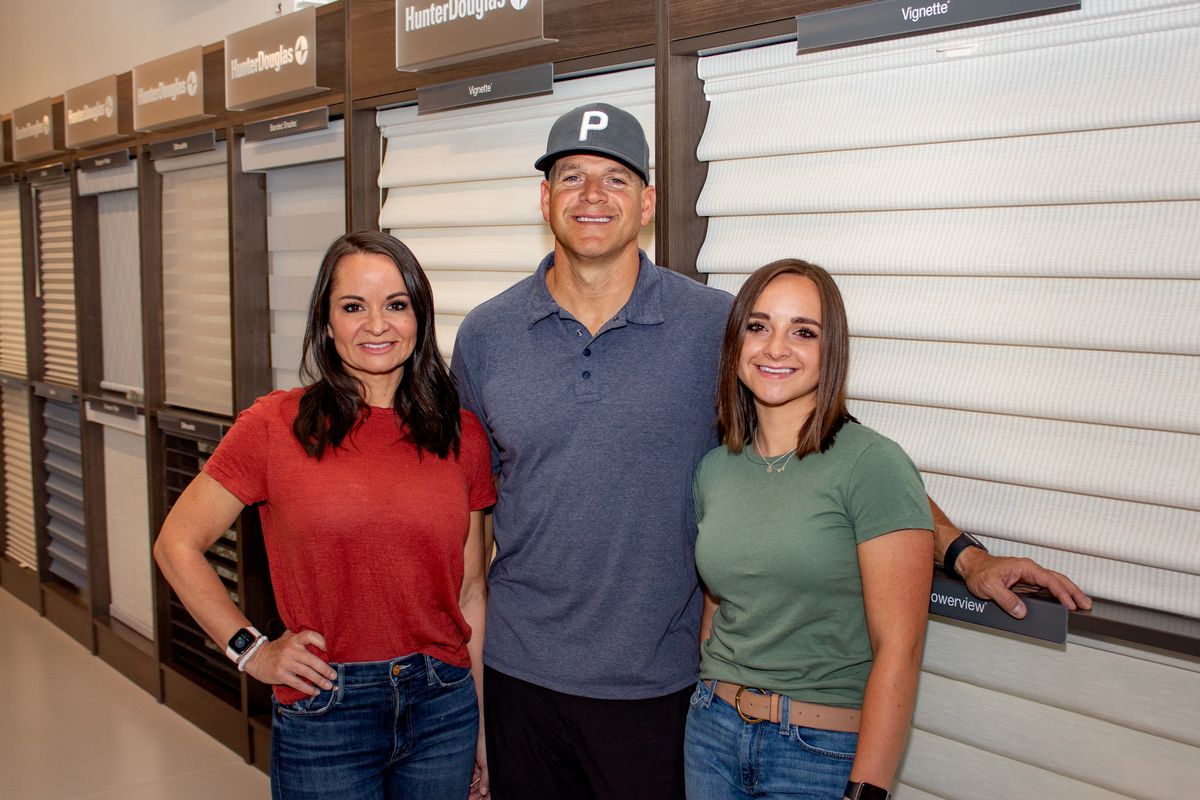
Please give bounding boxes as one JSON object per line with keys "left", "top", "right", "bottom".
{"left": 579, "top": 111, "right": 609, "bottom": 142}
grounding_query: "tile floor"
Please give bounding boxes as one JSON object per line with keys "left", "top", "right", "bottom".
{"left": 0, "top": 588, "right": 269, "bottom": 799}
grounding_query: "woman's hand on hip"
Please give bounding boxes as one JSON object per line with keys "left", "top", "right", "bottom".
{"left": 244, "top": 629, "right": 337, "bottom": 695}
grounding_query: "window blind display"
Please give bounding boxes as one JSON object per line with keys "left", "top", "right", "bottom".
{"left": 156, "top": 144, "right": 232, "bottom": 417}
{"left": 162, "top": 422, "right": 239, "bottom": 700}
{"left": 377, "top": 68, "right": 655, "bottom": 355}
{"left": 42, "top": 397, "right": 86, "bottom": 589}
{"left": 0, "top": 185, "right": 26, "bottom": 377}
{"left": 78, "top": 161, "right": 143, "bottom": 395}
{"left": 694, "top": 2, "right": 1200, "bottom": 794}
{"left": 88, "top": 406, "right": 153, "bottom": 640}
{"left": 1, "top": 385, "right": 36, "bottom": 570}
{"left": 241, "top": 120, "right": 345, "bottom": 390}
{"left": 34, "top": 182, "right": 78, "bottom": 387}
{"left": 695, "top": 0, "right": 1200, "bottom": 620}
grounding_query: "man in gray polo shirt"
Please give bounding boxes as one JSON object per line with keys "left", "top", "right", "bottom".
{"left": 451, "top": 103, "right": 1089, "bottom": 800}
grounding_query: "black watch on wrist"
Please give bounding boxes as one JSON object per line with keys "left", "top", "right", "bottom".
{"left": 943, "top": 531, "right": 988, "bottom": 580}
{"left": 844, "top": 780, "right": 891, "bottom": 800}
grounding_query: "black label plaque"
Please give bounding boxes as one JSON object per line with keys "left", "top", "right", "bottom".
{"left": 34, "top": 382, "right": 77, "bottom": 403}
{"left": 86, "top": 398, "right": 140, "bottom": 421}
{"left": 157, "top": 409, "right": 227, "bottom": 442}
{"left": 79, "top": 149, "right": 133, "bottom": 174}
{"left": 29, "top": 163, "right": 67, "bottom": 183}
{"left": 796, "top": 0, "right": 1079, "bottom": 54}
{"left": 929, "top": 572, "right": 1068, "bottom": 644}
{"left": 150, "top": 131, "right": 217, "bottom": 161}
{"left": 418, "top": 63, "right": 553, "bottom": 115}
{"left": 243, "top": 107, "right": 330, "bottom": 142}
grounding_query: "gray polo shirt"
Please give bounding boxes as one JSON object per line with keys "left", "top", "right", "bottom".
{"left": 451, "top": 251, "right": 733, "bottom": 699}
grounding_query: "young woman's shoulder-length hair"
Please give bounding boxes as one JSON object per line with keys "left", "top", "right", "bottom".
{"left": 293, "top": 230, "right": 460, "bottom": 459}
{"left": 716, "top": 258, "right": 853, "bottom": 460}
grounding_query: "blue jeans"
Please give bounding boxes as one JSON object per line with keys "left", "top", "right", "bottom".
{"left": 684, "top": 680, "right": 858, "bottom": 799}
{"left": 271, "top": 653, "right": 478, "bottom": 800}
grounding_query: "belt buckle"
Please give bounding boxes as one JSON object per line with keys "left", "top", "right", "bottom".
{"left": 734, "top": 686, "right": 766, "bottom": 724}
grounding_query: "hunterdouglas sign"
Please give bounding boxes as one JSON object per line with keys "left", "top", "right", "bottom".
{"left": 12, "top": 97, "right": 60, "bottom": 162}
{"left": 396, "top": 0, "right": 556, "bottom": 72}
{"left": 225, "top": 7, "right": 326, "bottom": 111}
{"left": 132, "top": 46, "right": 212, "bottom": 132}
{"left": 65, "top": 75, "right": 123, "bottom": 149}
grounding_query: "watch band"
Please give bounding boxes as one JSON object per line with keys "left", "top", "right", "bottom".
{"left": 225, "top": 626, "right": 263, "bottom": 663}
{"left": 943, "top": 532, "right": 987, "bottom": 580}
{"left": 844, "top": 780, "right": 891, "bottom": 800}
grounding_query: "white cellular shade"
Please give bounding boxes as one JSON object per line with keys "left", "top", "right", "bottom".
{"left": 377, "top": 67, "right": 656, "bottom": 355}
{"left": 43, "top": 398, "right": 86, "bottom": 589}
{"left": 98, "top": 190, "right": 144, "bottom": 393}
{"left": 35, "top": 182, "right": 78, "bottom": 387}
{"left": 0, "top": 185, "right": 26, "bottom": 377}
{"left": 76, "top": 161, "right": 138, "bottom": 196}
{"left": 696, "top": 1, "right": 1200, "bottom": 619}
{"left": 96, "top": 413, "right": 153, "bottom": 639}
{"left": 241, "top": 118, "right": 345, "bottom": 172}
{"left": 2, "top": 385, "right": 36, "bottom": 569}
{"left": 160, "top": 146, "right": 232, "bottom": 417}
{"left": 899, "top": 619, "right": 1200, "bottom": 799}
{"left": 264, "top": 158, "right": 345, "bottom": 389}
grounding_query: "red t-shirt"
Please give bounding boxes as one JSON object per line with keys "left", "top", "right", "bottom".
{"left": 203, "top": 389, "right": 496, "bottom": 702}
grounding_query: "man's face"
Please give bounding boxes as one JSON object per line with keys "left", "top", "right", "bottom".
{"left": 540, "top": 154, "right": 655, "bottom": 264}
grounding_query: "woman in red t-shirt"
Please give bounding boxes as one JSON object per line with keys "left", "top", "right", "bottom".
{"left": 155, "top": 231, "right": 495, "bottom": 800}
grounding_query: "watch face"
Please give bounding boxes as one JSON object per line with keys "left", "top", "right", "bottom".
{"left": 229, "top": 629, "right": 256, "bottom": 654}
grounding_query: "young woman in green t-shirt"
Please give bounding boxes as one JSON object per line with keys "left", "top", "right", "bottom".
{"left": 685, "top": 259, "right": 935, "bottom": 800}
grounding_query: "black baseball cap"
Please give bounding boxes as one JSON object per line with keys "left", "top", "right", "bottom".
{"left": 534, "top": 103, "right": 650, "bottom": 184}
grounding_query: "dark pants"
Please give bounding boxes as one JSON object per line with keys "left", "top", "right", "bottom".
{"left": 484, "top": 665, "right": 692, "bottom": 800}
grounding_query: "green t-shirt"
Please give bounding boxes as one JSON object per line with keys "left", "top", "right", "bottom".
{"left": 694, "top": 421, "right": 933, "bottom": 708}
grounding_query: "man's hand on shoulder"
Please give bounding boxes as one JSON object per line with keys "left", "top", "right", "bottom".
{"left": 954, "top": 547, "right": 1093, "bottom": 619}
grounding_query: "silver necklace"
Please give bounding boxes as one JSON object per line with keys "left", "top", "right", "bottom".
{"left": 751, "top": 431, "right": 795, "bottom": 474}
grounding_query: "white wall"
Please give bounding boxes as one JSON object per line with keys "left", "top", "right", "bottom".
{"left": 0, "top": 0, "right": 281, "bottom": 112}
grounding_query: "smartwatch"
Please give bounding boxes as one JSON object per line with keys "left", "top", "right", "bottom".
{"left": 225, "top": 626, "right": 263, "bottom": 663}
{"left": 844, "top": 780, "right": 891, "bottom": 800}
{"left": 943, "top": 531, "right": 988, "bottom": 580}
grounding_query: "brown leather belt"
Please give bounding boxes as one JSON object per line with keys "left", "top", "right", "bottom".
{"left": 710, "top": 681, "right": 861, "bottom": 733}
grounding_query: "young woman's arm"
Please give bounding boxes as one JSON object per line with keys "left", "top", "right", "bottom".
{"left": 460, "top": 509, "right": 490, "bottom": 799}
{"left": 849, "top": 528, "right": 934, "bottom": 789}
{"left": 153, "top": 471, "right": 336, "bottom": 695}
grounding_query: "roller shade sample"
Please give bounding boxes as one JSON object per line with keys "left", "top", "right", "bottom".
{"left": 79, "top": 161, "right": 144, "bottom": 395}
{"left": 42, "top": 398, "right": 86, "bottom": 589}
{"left": 696, "top": 0, "right": 1200, "bottom": 619}
{"left": 163, "top": 431, "right": 239, "bottom": 698}
{"left": 157, "top": 145, "right": 231, "bottom": 417}
{"left": 35, "top": 183, "right": 78, "bottom": 387}
{"left": 86, "top": 404, "right": 153, "bottom": 639}
{"left": 2, "top": 385, "right": 36, "bottom": 569}
{"left": 377, "top": 67, "right": 656, "bottom": 355}
{"left": 242, "top": 121, "right": 346, "bottom": 390}
{"left": 0, "top": 185, "right": 26, "bottom": 377}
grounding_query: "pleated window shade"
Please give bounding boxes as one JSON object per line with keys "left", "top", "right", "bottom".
{"left": 241, "top": 120, "right": 346, "bottom": 390}
{"left": 377, "top": 68, "right": 656, "bottom": 355}
{"left": 157, "top": 144, "right": 232, "bottom": 417}
{"left": 2, "top": 385, "right": 36, "bottom": 570}
{"left": 0, "top": 185, "right": 26, "bottom": 377}
{"left": 79, "top": 162, "right": 144, "bottom": 395}
{"left": 35, "top": 182, "right": 78, "bottom": 387}
{"left": 695, "top": 0, "right": 1200, "bottom": 619}
{"left": 42, "top": 398, "right": 86, "bottom": 589}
